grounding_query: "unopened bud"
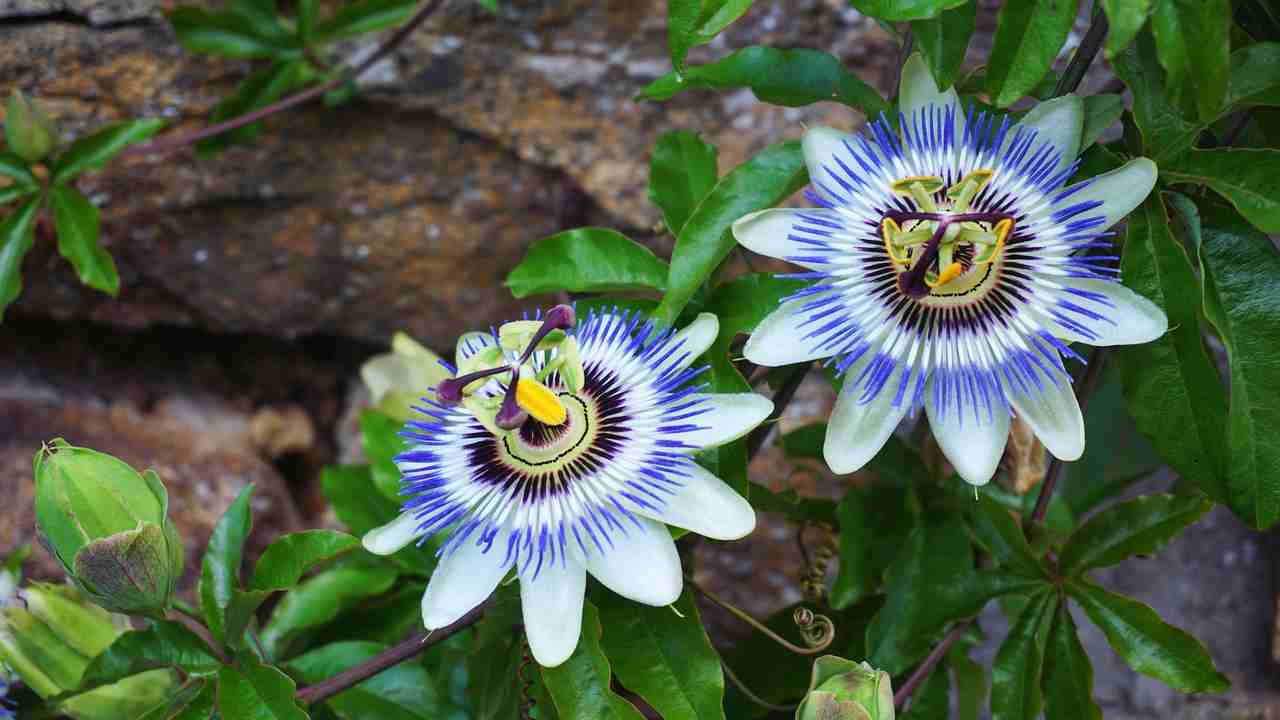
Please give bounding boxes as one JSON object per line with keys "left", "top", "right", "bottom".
{"left": 5, "top": 91, "right": 56, "bottom": 163}
{"left": 797, "top": 656, "right": 894, "bottom": 720}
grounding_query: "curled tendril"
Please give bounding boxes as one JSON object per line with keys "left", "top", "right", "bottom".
{"left": 798, "top": 521, "right": 838, "bottom": 604}
{"left": 793, "top": 607, "right": 836, "bottom": 650}
{"left": 687, "top": 576, "right": 836, "bottom": 656}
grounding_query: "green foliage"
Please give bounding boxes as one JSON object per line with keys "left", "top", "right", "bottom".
{"left": 984, "top": 0, "right": 1077, "bottom": 107}
{"left": 289, "top": 642, "right": 442, "bottom": 718}
{"left": 79, "top": 622, "right": 221, "bottom": 691}
{"left": 649, "top": 130, "right": 719, "bottom": 236}
{"left": 217, "top": 657, "right": 308, "bottom": 719}
{"left": 1164, "top": 149, "right": 1280, "bottom": 233}
{"left": 849, "top": 0, "right": 966, "bottom": 22}
{"left": 1151, "top": 0, "right": 1231, "bottom": 121}
{"left": 910, "top": 2, "right": 976, "bottom": 90}
{"left": 0, "top": 197, "right": 41, "bottom": 319}
{"left": 990, "top": 590, "right": 1054, "bottom": 720}
{"left": 1101, "top": 0, "right": 1151, "bottom": 58}
{"left": 539, "top": 603, "right": 644, "bottom": 719}
{"left": 1042, "top": 603, "right": 1102, "bottom": 720}
{"left": 666, "top": 0, "right": 756, "bottom": 72}
{"left": 198, "top": 485, "right": 255, "bottom": 643}
{"left": 1058, "top": 494, "right": 1212, "bottom": 574}
{"left": 506, "top": 229, "right": 669, "bottom": 298}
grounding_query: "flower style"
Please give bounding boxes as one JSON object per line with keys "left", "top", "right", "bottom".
{"left": 362, "top": 306, "right": 770, "bottom": 666}
{"left": 732, "top": 54, "right": 1167, "bottom": 485}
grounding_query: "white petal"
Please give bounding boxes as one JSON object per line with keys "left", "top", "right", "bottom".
{"left": 1051, "top": 278, "right": 1169, "bottom": 346}
{"left": 1018, "top": 95, "right": 1083, "bottom": 167}
{"left": 668, "top": 313, "right": 718, "bottom": 368}
{"left": 802, "top": 126, "right": 855, "bottom": 185}
{"left": 520, "top": 559, "right": 586, "bottom": 667}
{"left": 420, "top": 535, "right": 510, "bottom": 630}
{"left": 924, "top": 376, "right": 1009, "bottom": 486}
{"left": 899, "top": 52, "right": 961, "bottom": 134}
{"left": 455, "top": 330, "right": 494, "bottom": 368}
{"left": 742, "top": 296, "right": 837, "bottom": 367}
{"left": 362, "top": 512, "right": 421, "bottom": 556}
{"left": 635, "top": 462, "right": 756, "bottom": 541}
{"left": 678, "top": 393, "right": 773, "bottom": 450}
{"left": 584, "top": 517, "right": 682, "bottom": 607}
{"left": 1055, "top": 158, "right": 1157, "bottom": 233}
{"left": 823, "top": 351, "right": 912, "bottom": 475}
{"left": 732, "top": 208, "right": 840, "bottom": 269}
{"left": 1006, "top": 366, "right": 1085, "bottom": 462}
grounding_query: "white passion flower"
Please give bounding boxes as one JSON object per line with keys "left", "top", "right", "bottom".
{"left": 362, "top": 306, "right": 770, "bottom": 666}
{"left": 732, "top": 54, "right": 1167, "bottom": 485}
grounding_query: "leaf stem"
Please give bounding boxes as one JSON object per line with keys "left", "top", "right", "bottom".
{"left": 294, "top": 602, "right": 484, "bottom": 705}
{"left": 165, "top": 608, "right": 231, "bottom": 665}
{"left": 721, "top": 659, "right": 800, "bottom": 713}
{"left": 122, "top": 0, "right": 447, "bottom": 157}
{"left": 892, "top": 623, "right": 966, "bottom": 707}
{"left": 1052, "top": 5, "right": 1108, "bottom": 98}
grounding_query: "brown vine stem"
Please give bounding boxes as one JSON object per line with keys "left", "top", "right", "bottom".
{"left": 166, "top": 607, "right": 231, "bottom": 665}
{"left": 686, "top": 576, "right": 833, "bottom": 656}
{"left": 122, "top": 0, "right": 446, "bottom": 157}
{"left": 295, "top": 602, "right": 484, "bottom": 705}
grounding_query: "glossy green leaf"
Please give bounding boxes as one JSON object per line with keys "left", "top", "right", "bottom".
{"left": 1198, "top": 201, "right": 1280, "bottom": 528}
{"left": 949, "top": 644, "right": 987, "bottom": 720}
{"left": 540, "top": 602, "right": 644, "bottom": 720}
{"left": 653, "top": 140, "right": 807, "bottom": 326}
{"left": 80, "top": 621, "right": 221, "bottom": 690}
{"left": 990, "top": 589, "right": 1055, "bottom": 720}
{"left": 985, "top": 0, "right": 1077, "bottom": 107}
{"left": 910, "top": 1, "right": 976, "bottom": 90}
{"left": 261, "top": 557, "right": 399, "bottom": 658}
{"left": 225, "top": 0, "right": 293, "bottom": 45}
{"left": 1152, "top": 0, "right": 1231, "bottom": 121}
{"left": 167, "top": 7, "right": 289, "bottom": 58}
{"left": 666, "top": 0, "right": 700, "bottom": 71}
{"left": 0, "top": 151, "right": 37, "bottom": 186}
{"left": 322, "top": 464, "right": 398, "bottom": 535}
{"left": 289, "top": 641, "right": 440, "bottom": 718}
{"left": 1068, "top": 578, "right": 1229, "bottom": 693}
{"left": 866, "top": 516, "right": 1045, "bottom": 674}
{"left": 1080, "top": 94, "right": 1124, "bottom": 148}
{"left": 1111, "top": 33, "right": 1201, "bottom": 162}
{"left": 1042, "top": 602, "right": 1101, "bottom": 720}
{"left": 0, "top": 196, "right": 41, "bottom": 319}
{"left": 1102, "top": 0, "right": 1150, "bottom": 57}
{"left": 361, "top": 409, "right": 406, "bottom": 502}
{"left": 639, "top": 47, "right": 889, "bottom": 115}
{"left": 138, "top": 677, "right": 215, "bottom": 720}
{"left": 217, "top": 659, "right": 308, "bottom": 720}
{"left": 848, "top": 0, "right": 966, "bottom": 21}
{"left": 690, "top": 0, "right": 753, "bottom": 46}
{"left": 1117, "top": 197, "right": 1229, "bottom": 504}
{"left": 313, "top": 0, "right": 416, "bottom": 42}
{"left": 830, "top": 479, "right": 913, "bottom": 609}
{"left": 506, "top": 228, "right": 668, "bottom": 298}
{"left": 49, "top": 185, "right": 118, "bottom": 295}
{"left": 468, "top": 615, "right": 525, "bottom": 720}
{"left": 595, "top": 589, "right": 723, "bottom": 720}
{"left": 1226, "top": 42, "right": 1280, "bottom": 108}
{"left": 704, "top": 272, "right": 806, "bottom": 344}
{"left": 50, "top": 119, "right": 165, "bottom": 184}
{"left": 1059, "top": 493, "right": 1212, "bottom": 574}
{"left": 199, "top": 484, "right": 255, "bottom": 641}
{"left": 200, "top": 61, "right": 312, "bottom": 154}
{"left": 900, "top": 658, "right": 949, "bottom": 719}
{"left": 969, "top": 495, "right": 1046, "bottom": 579}
{"left": 249, "top": 530, "right": 360, "bottom": 591}
{"left": 649, "top": 130, "right": 718, "bottom": 236}
{"left": 1163, "top": 149, "right": 1280, "bottom": 233}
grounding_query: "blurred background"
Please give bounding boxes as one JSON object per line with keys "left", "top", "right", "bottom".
{"left": 0, "top": 1, "right": 1274, "bottom": 717}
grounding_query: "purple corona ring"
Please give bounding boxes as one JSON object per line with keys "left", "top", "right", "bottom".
{"left": 733, "top": 54, "right": 1167, "bottom": 485}
{"left": 362, "top": 308, "right": 770, "bottom": 666}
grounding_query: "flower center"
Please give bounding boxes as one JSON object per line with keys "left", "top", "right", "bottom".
{"left": 881, "top": 172, "right": 1014, "bottom": 301}
{"left": 500, "top": 392, "right": 595, "bottom": 473}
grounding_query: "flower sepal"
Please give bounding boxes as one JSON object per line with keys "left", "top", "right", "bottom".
{"left": 796, "top": 656, "right": 894, "bottom": 720}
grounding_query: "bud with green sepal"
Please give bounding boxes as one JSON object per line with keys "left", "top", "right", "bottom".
{"left": 33, "top": 440, "right": 184, "bottom": 617}
{"left": 796, "top": 656, "right": 894, "bottom": 720}
{"left": 5, "top": 90, "right": 57, "bottom": 164}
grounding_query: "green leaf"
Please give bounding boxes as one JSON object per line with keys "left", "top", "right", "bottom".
{"left": 540, "top": 602, "right": 645, "bottom": 720}
{"left": 1163, "top": 149, "right": 1280, "bottom": 233}
{"left": 1198, "top": 201, "right": 1280, "bottom": 528}
{"left": 653, "top": 140, "right": 807, "bottom": 326}
{"left": 0, "top": 186, "right": 35, "bottom": 206}
{"left": 949, "top": 644, "right": 987, "bottom": 720}
{"left": 984, "top": 0, "right": 1077, "bottom": 107}
{"left": 666, "top": 0, "right": 701, "bottom": 71}
{"left": 690, "top": 0, "right": 753, "bottom": 45}
{"left": 639, "top": 47, "right": 889, "bottom": 116}
{"left": 225, "top": 0, "right": 294, "bottom": 46}
{"left": 321, "top": 464, "right": 438, "bottom": 576}
{"left": 1116, "top": 197, "right": 1229, "bottom": 504}
{"left": 1226, "top": 42, "right": 1280, "bottom": 108}
{"left": 313, "top": 0, "right": 416, "bottom": 42}
{"left": 704, "top": 272, "right": 806, "bottom": 344}
{"left": 250, "top": 530, "right": 360, "bottom": 591}
{"left": 199, "top": 484, "right": 255, "bottom": 641}
{"left": 297, "top": 0, "right": 318, "bottom": 41}
{"left": 1041, "top": 599, "right": 1102, "bottom": 720}
{"left": 968, "top": 495, "right": 1046, "bottom": 579}
{"left": 80, "top": 621, "right": 221, "bottom": 690}
{"left": 848, "top": 0, "right": 966, "bottom": 21}
{"left": 1059, "top": 493, "right": 1212, "bottom": 574}
{"left": 0, "top": 196, "right": 41, "bottom": 319}
{"left": 51, "top": 119, "right": 165, "bottom": 184}
{"left": 1068, "top": 578, "right": 1229, "bottom": 693}
{"left": 694, "top": 349, "right": 751, "bottom": 497}
{"left": 900, "top": 657, "right": 949, "bottom": 719}
{"left": 217, "top": 659, "right": 308, "bottom": 720}
{"left": 595, "top": 589, "right": 724, "bottom": 720}
{"left": 910, "top": 1, "right": 976, "bottom": 90}
{"left": 199, "top": 61, "right": 312, "bottom": 154}
{"left": 1152, "top": 0, "right": 1231, "bottom": 121}
{"left": 289, "top": 641, "right": 440, "bottom": 718}
{"left": 361, "top": 409, "right": 406, "bottom": 502}
{"left": 1080, "top": 94, "right": 1124, "bottom": 148}
{"left": 1102, "top": 0, "right": 1150, "bottom": 57}
{"left": 49, "top": 185, "right": 118, "bottom": 295}
{"left": 468, "top": 589, "right": 526, "bottom": 719}
{"left": 138, "top": 677, "right": 216, "bottom": 720}
{"left": 649, "top": 131, "right": 718, "bottom": 236}
{"left": 830, "top": 479, "right": 912, "bottom": 609}
{"left": 990, "top": 589, "right": 1055, "bottom": 720}
{"left": 506, "top": 228, "right": 668, "bottom": 298}
{"left": 1111, "top": 33, "right": 1202, "bottom": 162}
{"left": 0, "top": 151, "right": 38, "bottom": 186}
{"left": 167, "top": 7, "right": 288, "bottom": 58}
{"left": 261, "top": 557, "right": 399, "bottom": 658}
{"left": 866, "top": 516, "right": 1045, "bottom": 674}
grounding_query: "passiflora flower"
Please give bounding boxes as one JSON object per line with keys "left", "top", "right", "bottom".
{"left": 363, "top": 306, "right": 770, "bottom": 666}
{"left": 732, "top": 54, "right": 1166, "bottom": 485}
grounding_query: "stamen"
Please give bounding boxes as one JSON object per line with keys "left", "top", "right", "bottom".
{"left": 438, "top": 365, "right": 509, "bottom": 404}
{"left": 496, "top": 368, "right": 529, "bottom": 429}
{"left": 516, "top": 377, "right": 567, "bottom": 426}
{"left": 518, "top": 304, "right": 576, "bottom": 364}
{"left": 890, "top": 176, "right": 944, "bottom": 213}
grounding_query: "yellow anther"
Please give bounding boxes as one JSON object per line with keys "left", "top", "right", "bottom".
{"left": 926, "top": 262, "right": 965, "bottom": 289}
{"left": 516, "top": 377, "right": 567, "bottom": 426}
{"left": 993, "top": 218, "right": 1014, "bottom": 244}
{"left": 890, "top": 176, "right": 945, "bottom": 195}
{"left": 881, "top": 218, "right": 911, "bottom": 264}
{"left": 974, "top": 219, "right": 1012, "bottom": 265}
{"left": 947, "top": 169, "right": 995, "bottom": 197}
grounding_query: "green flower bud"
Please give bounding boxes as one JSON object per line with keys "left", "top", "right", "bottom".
{"left": 0, "top": 584, "right": 126, "bottom": 698}
{"left": 33, "top": 440, "right": 184, "bottom": 616}
{"left": 361, "top": 332, "right": 453, "bottom": 422}
{"left": 796, "top": 656, "right": 894, "bottom": 720}
{"left": 5, "top": 90, "right": 56, "bottom": 164}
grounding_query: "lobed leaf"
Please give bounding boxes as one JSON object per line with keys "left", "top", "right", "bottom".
{"left": 1059, "top": 493, "right": 1212, "bottom": 574}
{"left": 1101, "top": 0, "right": 1151, "bottom": 58}
{"left": 80, "top": 621, "right": 221, "bottom": 691}
{"left": 249, "top": 529, "right": 361, "bottom": 591}
{"left": 1163, "top": 149, "right": 1280, "bottom": 234}
{"left": 313, "top": 0, "right": 416, "bottom": 42}
{"left": 848, "top": 0, "right": 968, "bottom": 21}
{"left": 261, "top": 558, "right": 399, "bottom": 658}
{"left": 1041, "top": 602, "right": 1102, "bottom": 720}
{"left": 1151, "top": 0, "right": 1230, "bottom": 121}
{"left": 990, "top": 590, "right": 1055, "bottom": 720}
